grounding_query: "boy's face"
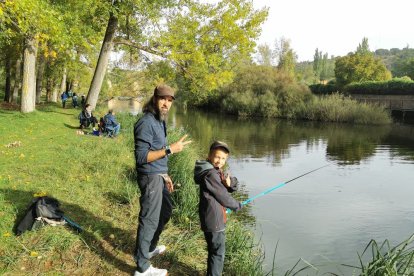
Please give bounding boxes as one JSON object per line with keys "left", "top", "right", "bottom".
{"left": 208, "top": 149, "right": 228, "bottom": 169}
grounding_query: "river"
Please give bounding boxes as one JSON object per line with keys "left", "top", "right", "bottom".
{"left": 169, "top": 107, "right": 414, "bottom": 275}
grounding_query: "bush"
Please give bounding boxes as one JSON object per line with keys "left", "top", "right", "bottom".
{"left": 296, "top": 93, "right": 392, "bottom": 124}
{"left": 309, "top": 83, "right": 338, "bottom": 94}
{"left": 345, "top": 78, "right": 414, "bottom": 95}
{"left": 220, "top": 65, "right": 311, "bottom": 118}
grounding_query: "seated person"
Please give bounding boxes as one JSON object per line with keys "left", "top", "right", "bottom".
{"left": 78, "top": 104, "right": 98, "bottom": 129}
{"left": 103, "top": 110, "right": 121, "bottom": 136}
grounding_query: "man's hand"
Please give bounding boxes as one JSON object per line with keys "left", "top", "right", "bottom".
{"left": 165, "top": 175, "right": 174, "bottom": 193}
{"left": 170, "top": 134, "right": 192, "bottom": 154}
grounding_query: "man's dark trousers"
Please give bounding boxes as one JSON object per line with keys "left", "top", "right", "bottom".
{"left": 204, "top": 231, "right": 226, "bottom": 276}
{"left": 134, "top": 174, "right": 173, "bottom": 272}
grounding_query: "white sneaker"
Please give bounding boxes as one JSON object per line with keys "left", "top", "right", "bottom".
{"left": 134, "top": 265, "right": 167, "bottom": 276}
{"left": 148, "top": 245, "right": 166, "bottom": 259}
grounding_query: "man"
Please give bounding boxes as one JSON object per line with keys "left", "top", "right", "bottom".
{"left": 103, "top": 109, "right": 121, "bottom": 137}
{"left": 134, "top": 84, "right": 191, "bottom": 276}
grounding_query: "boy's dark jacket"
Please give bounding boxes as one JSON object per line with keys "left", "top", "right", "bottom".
{"left": 194, "top": 160, "right": 242, "bottom": 232}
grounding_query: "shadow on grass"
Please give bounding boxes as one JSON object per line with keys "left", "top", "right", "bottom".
{"left": 0, "top": 109, "right": 17, "bottom": 114}
{"left": 41, "top": 109, "right": 74, "bottom": 116}
{"left": 3, "top": 188, "right": 201, "bottom": 275}
{"left": 63, "top": 123, "right": 80, "bottom": 129}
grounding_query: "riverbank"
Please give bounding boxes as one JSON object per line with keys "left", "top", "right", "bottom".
{"left": 0, "top": 104, "right": 263, "bottom": 275}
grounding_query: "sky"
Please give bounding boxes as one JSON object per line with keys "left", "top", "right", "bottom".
{"left": 253, "top": 0, "right": 414, "bottom": 61}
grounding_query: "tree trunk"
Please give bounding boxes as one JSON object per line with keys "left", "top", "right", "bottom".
{"left": 46, "top": 77, "right": 53, "bottom": 102}
{"left": 52, "top": 82, "right": 59, "bottom": 103}
{"left": 59, "top": 67, "right": 67, "bottom": 101}
{"left": 12, "top": 56, "right": 22, "bottom": 103}
{"left": 4, "top": 55, "right": 11, "bottom": 102}
{"left": 21, "top": 36, "right": 38, "bottom": 113}
{"left": 86, "top": 13, "right": 118, "bottom": 109}
{"left": 36, "top": 54, "right": 45, "bottom": 104}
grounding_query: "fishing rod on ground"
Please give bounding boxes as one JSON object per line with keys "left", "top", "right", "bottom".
{"left": 226, "top": 163, "right": 331, "bottom": 214}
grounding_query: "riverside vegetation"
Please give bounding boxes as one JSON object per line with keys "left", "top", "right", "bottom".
{"left": 1, "top": 104, "right": 413, "bottom": 275}
{"left": 205, "top": 65, "right": 392, "bottom": 125}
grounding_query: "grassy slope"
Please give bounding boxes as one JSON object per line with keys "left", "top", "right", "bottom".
{"left": 0, "top": 104, "right": 208, "bottom": 275}
{"left": 0, "top": 103, "right": 265, "bottom": 276}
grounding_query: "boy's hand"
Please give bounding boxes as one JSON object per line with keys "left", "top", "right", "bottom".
{"left": 224, "top": 175, "right": 231, "bottom": 187}
{"left": 221, "top": 173, "right": 231, "bottom": 187}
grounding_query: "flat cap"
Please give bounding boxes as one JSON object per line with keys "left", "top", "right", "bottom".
{"left": 154, "top": 84, "right": 175, "bottom": 100}
{"left": 209, "top": 140, "right": 230, "bottom": 154}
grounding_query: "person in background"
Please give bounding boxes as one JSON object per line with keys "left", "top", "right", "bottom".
{"left": 133, "top": 84, "right": 192, "bottom": 276}
{"left": 80, "top": 95, "right": 86, "bottom": 108}
{"left": 194, "top": 141, "right": 242, "bottom": 276}
{"left": 103, "top": 109, "right": 121, "bottom": 137}
{"left": 61, "top": 91, "right": 68, "bottom": 108}
{"left": 79, "top": 104, "right": 98, "bottom": 129}
{"left": 72, "top": 93, "right": 79, "bottom": 108}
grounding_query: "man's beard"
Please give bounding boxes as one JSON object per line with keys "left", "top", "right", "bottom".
{"left": 157, "top": 108, "right": 169, "bottom": 121}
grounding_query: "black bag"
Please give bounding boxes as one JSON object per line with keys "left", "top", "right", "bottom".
{"left": 35, "top": 197, "right": 64, "bottom": 220}
{"left": 15, "top": 196, "right": 64, "bottom": 235}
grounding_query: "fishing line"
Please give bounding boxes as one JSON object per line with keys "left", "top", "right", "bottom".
{"left": 227, "top": 163, "right": 331, "bottom": 214}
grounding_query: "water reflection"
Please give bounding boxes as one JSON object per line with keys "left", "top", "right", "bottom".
{"left": 171, "top": 107, "right": 401, "bottom": 165}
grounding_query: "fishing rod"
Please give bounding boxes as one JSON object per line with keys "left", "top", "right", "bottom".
{"left": 227, "top": 163, "right": 331, "bottom": 214}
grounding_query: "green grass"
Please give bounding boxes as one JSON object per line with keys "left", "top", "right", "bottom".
{"left": 348, "top": 234, "right": 414, "bottom": 276}
{"left": 0, "top": 103, "right": 264, "bottom": 275}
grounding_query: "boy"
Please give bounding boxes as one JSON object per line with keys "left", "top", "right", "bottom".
{"left": 194, "top": 141, "right": 242, "bottom": 276}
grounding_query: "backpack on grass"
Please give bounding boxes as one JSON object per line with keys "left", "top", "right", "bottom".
{"left": 15, "top": 196, "right": 81, "bottom": 235}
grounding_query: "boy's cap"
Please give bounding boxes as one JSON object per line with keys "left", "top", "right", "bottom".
{"left": 209, "top": 141, "right": 230, "bottom": 154}
{"left": 154, "top": 84, "right": 175, "bottom": 100}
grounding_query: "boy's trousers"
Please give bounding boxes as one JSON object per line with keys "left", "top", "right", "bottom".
{"left": 204, "top": 231, "right": 226, "bottom": 276}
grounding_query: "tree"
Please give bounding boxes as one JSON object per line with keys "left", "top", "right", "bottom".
{"left": 335, "top": 53, "right": 392, "bottom": 87}
{"left": 113, "top": 0, "right": 268, "bottom": 105}
{"left": 313, "top": 48, "right": 322, "bottom": 79}
{"left": 256, "top": 43, "right": 274, "bottom": 66}
{"left": 275, "top": 37, "right": 296, "bottom": 78}
{"left": 86, "top": 11, "right": 118, "bottom": 109}
{"left": 1, "top": 0, "right": 107, "bottom": 110}
{"left": 356, "top": 37, "right": 370, "bottom": 55}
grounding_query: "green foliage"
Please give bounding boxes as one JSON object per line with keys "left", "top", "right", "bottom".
{"left": 154, "top": 0, "right": 268, "bottom": 105}
{"left": 356, "top": 37, "right": 370, "bottom": 55}
{"left": 275, "top": 38, "right": 296, "bottom": 78}
{"left": 219, "top": 65, "right": 309, "bottom": 118}
{"left": 344, "top": 78, "right": 414, "bottom": 95}
{"left": 353, "top": 234, "right": 414, "bottom": 275}
{"left": 214, "top": 65, "right": 391, "bottom": 124}
{"left": 256, "top": 43, "right": 274, "bottom": 66}
{"left": 375, "top": 47, "right": 414, "bottom": 78}
{"left": 335, "top": 52, "right": 392, "bottom": 87}
{"left": 308, "top": 83, "right": 338, "bottom": 94}
{"left": 295, "top": 61, "right": 319, "bottom": 85}
{"left": 224, "top": 221, "right": 264, "bottom": 275}
{"left": 296, "top": 93, "right": 392, "bottom": 124}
